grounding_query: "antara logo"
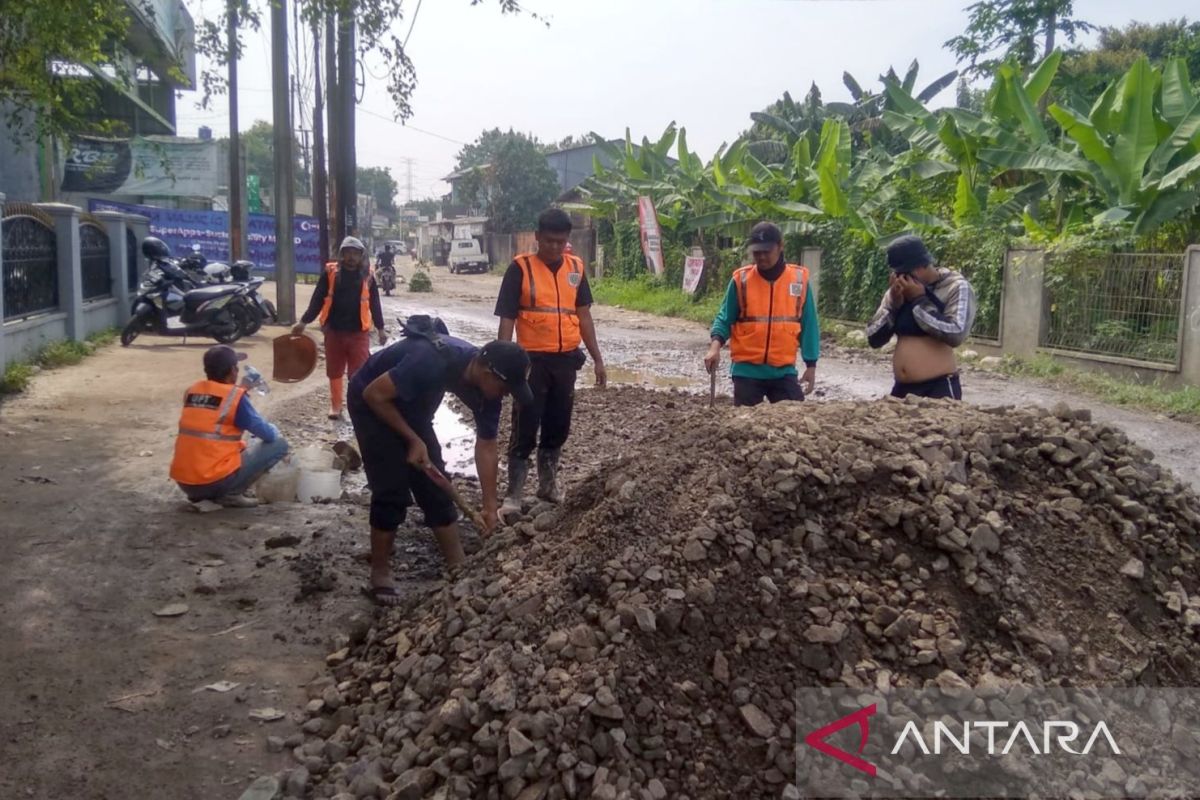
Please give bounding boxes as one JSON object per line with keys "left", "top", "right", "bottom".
{"left": 891, "top": 720, "right": 1121, "bottom": 756}
{"left": 804, "top": 704, "right": 878, "bottom": 777}
{"left": 804, "top": 706, "right": 1122, "bottom": 777}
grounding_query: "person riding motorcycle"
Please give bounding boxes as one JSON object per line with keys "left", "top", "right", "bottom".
{"left": 377, "top": 244, "right": 398, "bottom": 296}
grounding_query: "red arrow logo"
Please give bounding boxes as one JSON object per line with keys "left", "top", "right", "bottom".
{"left": 804, "top": 703, "right": 878, "bottom": 777}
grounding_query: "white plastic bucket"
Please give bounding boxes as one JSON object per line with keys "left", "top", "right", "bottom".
{"left": 296, "top": 469, "right": 342, "bottom": 503}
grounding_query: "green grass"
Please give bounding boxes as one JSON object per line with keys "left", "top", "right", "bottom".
{"left": 0, "top": 327, "right": 120, "bottom": 395}
{"left": 1, "top": 362, "right": 35, "bottom": 394}
{"left": 997, "top": 354, "right": 1200, "bottom": 420}
{"left": 591, "top": 276, "right": 720, "bottom": 326}
{"left": 38, "top": 339, "right": 92, "bottom": 367}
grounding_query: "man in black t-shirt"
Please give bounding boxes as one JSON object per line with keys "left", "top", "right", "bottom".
{"left": 348, "top": 324, "right": 532, "bottom": 604}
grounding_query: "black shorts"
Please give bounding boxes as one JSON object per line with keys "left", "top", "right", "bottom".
{"left": 891, "top": 372, "right": 962, "bottom": 400}
{"left": 732, "top": 375, "right": 805, "bottom": 407}
{"left": 348, "top": 402, "right": 457, "bottom": 532}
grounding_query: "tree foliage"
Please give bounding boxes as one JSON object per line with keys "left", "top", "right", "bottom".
{"left": 0, "top": 0, "right": 150, "bottom": 141}
{"left": 195, "top": 0, "right": 536, "bottom": 122}
{"left": 357, "top": 166, "right": 398, "bottom": 218}
{"left": 1060, "top": 18, "right": 1200, "bottom": 105}
{"left": 454, "top": 129, "right": 560, "bottom": 232}
{"left": 218, "top": 120, "right": 305, "bottom": 201}
{"left": 946, "top": 0, "right": 1092, "bottom": 76}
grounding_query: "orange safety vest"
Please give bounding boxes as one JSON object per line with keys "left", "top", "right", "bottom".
{"left": 170, "top": 379, "right": 247, "bottom": 485}
{"left": 515, "top": 253, "right": 584, "bottom": 353}
{"left": 730, "top": 263, "right": 810, "bottom": 367}
{"left": 317, "top": 262, "right": 372, "bottom": 331}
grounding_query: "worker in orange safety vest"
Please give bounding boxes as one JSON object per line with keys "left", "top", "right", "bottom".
{"left": 170, "top": 345, "right": 289, "bottom": 507}
{"left": 293, "top": 236, "right": 388, "bottom": 419}
{"left": 704, "top": 221, "right": 821, "bottom": 406}
{"left": 494, "top": 208, "right": 606, "bottom": 517}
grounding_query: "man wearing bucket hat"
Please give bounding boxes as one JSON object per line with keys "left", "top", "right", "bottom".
{"left": 865, "top": 234, "right": 976, "bottom": 400}
{"left": 170, "top": 345, "right": 289, "bottom": 507}
{"left": 703, "top": 221, "right": 820, "bottom": 406}
{"left": 347, "top": 318, "right": 534, "bottom": 604}
{"left": 293, "top": 236, "right": 388, "bottom": 419}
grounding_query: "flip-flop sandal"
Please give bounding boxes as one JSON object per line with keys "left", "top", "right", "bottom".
{"left": 361, "top": 585, "right": 402, "bottom": 607}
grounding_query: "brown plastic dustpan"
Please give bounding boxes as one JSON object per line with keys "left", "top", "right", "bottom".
{"left": 273, "top": 333, "right": 318, "bottom": 382}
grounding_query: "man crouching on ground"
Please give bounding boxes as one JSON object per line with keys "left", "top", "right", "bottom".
{"left": 170, "top": 345, "right": 289, "bottom": 507}
{"left": 347, "top": 317, "right": 533, "bottom": 605}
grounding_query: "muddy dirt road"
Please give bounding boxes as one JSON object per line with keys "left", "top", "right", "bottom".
{"left": 1, "top": 256, "right": 1199, "bottom": 799}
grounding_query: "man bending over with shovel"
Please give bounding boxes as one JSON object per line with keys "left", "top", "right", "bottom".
{"left": 347, "top": 316, "right": 533, "bottom": 605}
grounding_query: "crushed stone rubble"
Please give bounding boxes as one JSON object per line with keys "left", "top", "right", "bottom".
{"left": 275, "top": 392, "right": 1200, "bottom": 799}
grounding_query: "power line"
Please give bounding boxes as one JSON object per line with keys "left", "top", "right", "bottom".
{"left": 357, "top": 106, "right": 467, "bottom": 145}
{"left": 402, "top": 0, "right": 424, "bottom": 49}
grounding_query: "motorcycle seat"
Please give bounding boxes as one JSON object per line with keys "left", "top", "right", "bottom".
{"left": 183, "top": 284, "right": 241, "bottom": 310}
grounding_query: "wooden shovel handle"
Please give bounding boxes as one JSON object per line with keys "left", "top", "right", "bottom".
{"left": 425, "top": 465, "right": 486, "bottom": 529}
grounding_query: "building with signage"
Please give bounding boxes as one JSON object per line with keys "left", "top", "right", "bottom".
{"left": 0, "top": 0, "right": 196, "bottom": 203}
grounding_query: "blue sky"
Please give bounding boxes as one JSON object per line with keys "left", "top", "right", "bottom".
{"left": 176, "top": 0, "right": 1199, "bottom": 198}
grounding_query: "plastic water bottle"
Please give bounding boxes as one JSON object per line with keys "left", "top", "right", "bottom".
{"left": 242, "top": 365, "right": 270, "bottom": 395}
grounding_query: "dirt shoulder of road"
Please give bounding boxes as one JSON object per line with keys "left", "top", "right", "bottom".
{"left": 0, "top": 282, "right": 403, "bottom": 800}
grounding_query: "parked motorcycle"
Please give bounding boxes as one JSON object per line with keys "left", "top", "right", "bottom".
{"left": 378, "top": 263, "right": 397, "bottom": 296}
{"left": 120, "top": 237, "right": 255, "bottom": 347}
{"left": 177, "top": 249, "right": 278, "bottom": 335}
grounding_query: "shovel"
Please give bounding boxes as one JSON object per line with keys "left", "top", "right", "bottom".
{"left": 424, "top": 464, "right": 487, "bottom": 531}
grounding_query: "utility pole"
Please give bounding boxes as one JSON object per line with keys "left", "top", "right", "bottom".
{"left": 325, "top": 13, "right": 341, "bottom": 248}
{"left": 227, "top": 0, "right": 244, "bottom": 260}
{"left": 271, "top": 0, "right": 296, "bottom": 322}
{"left": 336, "top": 7, "right": 357, "bottom": 237}
{"left": 312, "top": 16, "right": 329, "bottom": 260}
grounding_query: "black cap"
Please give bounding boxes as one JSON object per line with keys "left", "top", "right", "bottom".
{"left": 203, "top": 345, "right": 247, "bottom": 379}
{"left": 479, "top": 341, "right": 533, "bottom": 407}
{"left": 887, "top": 235, "right": 934, "bottom": 274}
{"left": 747, "top": 221, "right": 783, "bottom": 252}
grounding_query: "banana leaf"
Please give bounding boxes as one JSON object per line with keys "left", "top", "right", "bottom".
{"left": 1132, "top": 187, "right": 1200, "bottom": 234}
{"left": 1111, "top": 57, "right": 1159, "bottom": 204}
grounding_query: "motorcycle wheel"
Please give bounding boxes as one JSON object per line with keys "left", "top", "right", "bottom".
{"left": 120, "top": 316, "right": 143, "bottom": 347}
{"left": 212, "top": 307, "right": 244, "bottom": 344}
{"left": 241, "top": 299, "right": 265, "bottom": 336}
{"left": 262, "top": 299, "right": 278, "bottom": 322}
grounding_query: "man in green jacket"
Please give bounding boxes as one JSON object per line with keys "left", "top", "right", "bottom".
{"left": 703, "top": 222, "right": 820, "bottom": 405}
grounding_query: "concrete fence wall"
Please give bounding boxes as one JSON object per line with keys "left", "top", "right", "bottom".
{"left": 1, "top": 195, "right": 146, "bottom": 372}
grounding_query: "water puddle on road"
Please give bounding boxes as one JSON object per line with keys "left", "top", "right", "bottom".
{"left": 434, "top": 404, "right": 476, "bottom": 477}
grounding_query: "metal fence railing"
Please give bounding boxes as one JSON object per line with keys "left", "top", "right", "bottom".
{"left": 2, "top": 212, "right": 60, "bottom": 321}
{"left": 1041, "top": 252, "right": 1186, "bottom": 367}
{"left": 80, "top": 222, "right": 111, "bottom": 300}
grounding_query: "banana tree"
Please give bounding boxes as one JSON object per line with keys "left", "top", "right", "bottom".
{"left": 1050, "top": 57, "right": 1200, "bottom": 234}
{"left": 828, "top": 60, "right": 959, "bottom": 146}
{"left": 881, "top": 51, "right": 1063, "bottom": 230}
